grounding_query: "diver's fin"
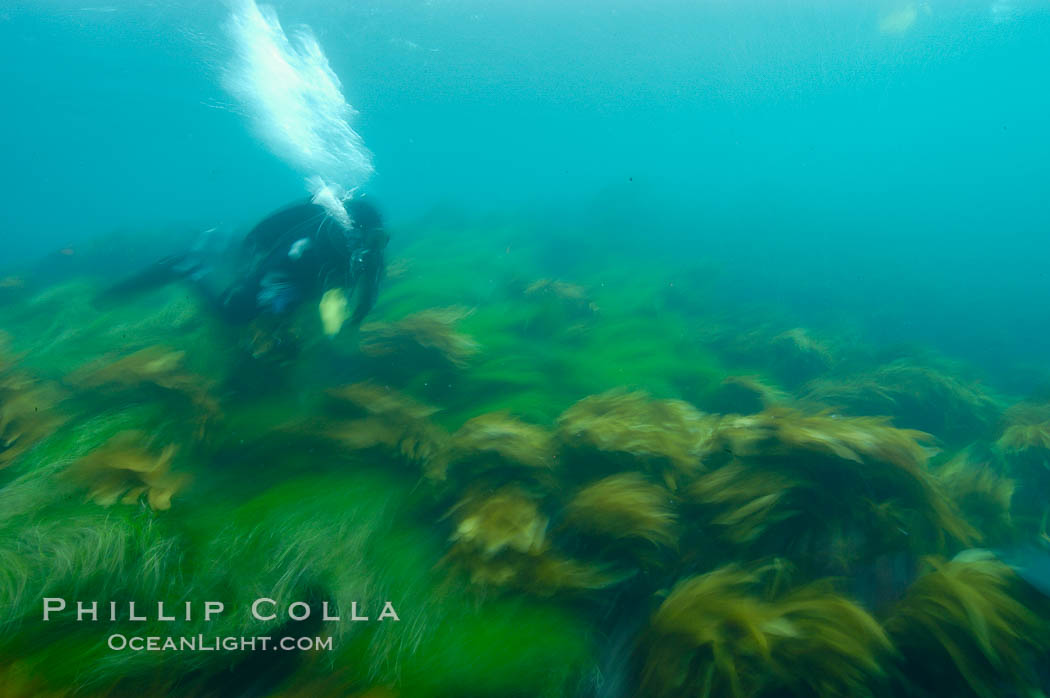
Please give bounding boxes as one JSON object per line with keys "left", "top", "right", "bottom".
{"left": 94, "top": 254, "right": 203, "bottom": 308}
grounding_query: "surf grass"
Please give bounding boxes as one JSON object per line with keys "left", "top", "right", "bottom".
{"left": 0, "top": 215, "right": 1046, "bottom": 697}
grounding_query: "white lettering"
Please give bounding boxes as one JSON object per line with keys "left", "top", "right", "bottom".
{"left": 204, "top": 601, "right": 224, "bottom": 621}
{"left": 43, "top": 598, "right": 66, "bottom": 621}
{"left": 77, "top": 601, "right": 98, "bottom": 621}
{"left": 288, "top": 601, "right": 310, "bottom": 621}
{"left": 378, "top": 602, "right": 400, "bottom": 622}
{"left": 252, "top": 598, "right": 277, "bottom": 621}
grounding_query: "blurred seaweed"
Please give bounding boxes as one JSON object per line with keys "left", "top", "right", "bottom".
{"left": 0, "top": 214, "right": 1046, "bottom": 698}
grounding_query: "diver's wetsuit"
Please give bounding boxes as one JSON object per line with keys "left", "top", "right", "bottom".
{"left": 218, "top": 198, "right": 387, "bottom": 326}
{"left": 102, "top": 198, "right": 387, "bottom": 328}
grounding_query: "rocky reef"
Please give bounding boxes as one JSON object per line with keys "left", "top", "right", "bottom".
{"left": 0, "top": 219, "right": 1047, "bottom": 698}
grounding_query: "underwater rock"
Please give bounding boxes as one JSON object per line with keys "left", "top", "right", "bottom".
{"left": 359, "top": 306, "right": 480, "bottom": 370}
{"left": 67, "top": 430, "right": 189, "bottom": 511}
{"left": 562, "top": 472, "right": 677, "bottom": 548}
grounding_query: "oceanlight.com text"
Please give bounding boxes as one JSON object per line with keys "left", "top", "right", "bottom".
{"left": 107, "top": 634, "right": 334, "bottom": 652}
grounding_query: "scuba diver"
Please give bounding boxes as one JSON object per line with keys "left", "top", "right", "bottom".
{"left": 100, "top": 197, "right": 388, "bottom": 343}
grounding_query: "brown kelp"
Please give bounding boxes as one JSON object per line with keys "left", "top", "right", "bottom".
{"left": 562, "top": 472, "right": 678, "bottom": 548}
{"left": 557, "top": 390, "right": 719, "bottom": 488}
{"left": 68, "top": 345, "right": 220, "bottom": 436}
{"left": 694, "top": 408, "right": 978, "bottom": 566}
{"left": 521, "top": 278, "right": 599, "bottom": 337}
{"left": 699, "top": 323, "right": 839, "bottom": 388}
{"left": 442, "top": 486, "right": 612, "bottom": 594}
{"left": 445, "top": 411, "right": 557, "bottom": 486}
{"left": 707, "top": 374, "right": 793, "bottom": 415}
{"left": 887, "top": 557, "right": 1050, "bottom": 697}
{"left": 449, "top": 486, "right": 549, "bottom": 559}
{"left": 523, "top": 278, "right": 592, "bottom": 305}
{"left": 66, "top": 430, "right": 189, "bottom": 511}
{"left": 935, "top": 448, "right": 1015, "bottom": 547}
{"left": 745, "top": 407, "right": 931, "bottom": 471}
{"left": 0, "top": 351, "right": 67, "bottom": 470}
{"left": 772, "top": 327, "right": 835, "bottom": 374}
{"left": 685, "top": 460, "right": 804, "bottom": 547}
{"left": 359, "top": 306, "right": 480, "bottom": 369}
{"left": 998, "top": 401, "right": 1050, "bottom": 454}
{"left": 803, "top": 359, "right": 1002, "bottom": 444}
{"left": 3, "top": 211, "right": 1050, "bottom": 697}
{"left": 638, "top": 564, "right": 891, "bottom": 698}
{"left": 994, "top": 402, "right": 1050, "bottom": 536}
{"left": 298, "top": 381, "right": 450, "bottom": 478}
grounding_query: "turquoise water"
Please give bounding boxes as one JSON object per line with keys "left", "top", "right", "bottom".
{"left": 4, "top": 2, "right": 1048, "bottom": 382}
{"left": 3, "top": 3, "right": 1050, "bottom": 697}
